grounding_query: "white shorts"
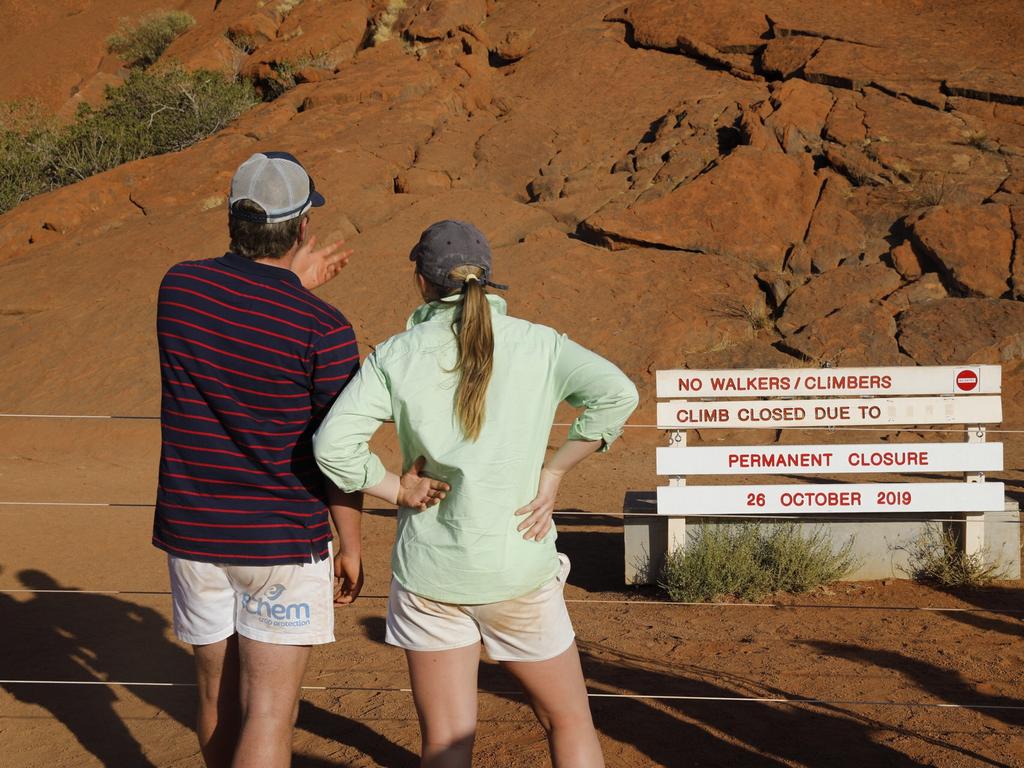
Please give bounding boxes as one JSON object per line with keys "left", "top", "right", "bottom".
{"left": 167, "top": 546, "right": 335, "bottom": 646}
{"left": 385, "top": 553, "right": 575, "bottom": 662}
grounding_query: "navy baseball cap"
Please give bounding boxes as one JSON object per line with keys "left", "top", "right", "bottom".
{"left": 409, "top": 220, "right": 508, "bottom": 292}
{"left": 229, "top": 151, "right": 324, "bottom": 223}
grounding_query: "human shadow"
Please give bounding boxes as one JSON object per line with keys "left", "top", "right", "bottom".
{"left": 582, "top": 639, "right": 1016, "bottom": 768}
{"left": 2, "top": 567, "right": 417, "bottom": 768}
{"left": 555, "top": 516, "right": 626, "bottom": 594}
{"left": 296, "top": 699, "right": 418, "bottom": 768}
{"left": 810, "top": 640, "right": 1024, "bottom": 729}
{"left": 474, "top": 636, "right": 942, "bottom": 767}
{"left": 1, "top": 568, "right": 194, "bottom": 767}
{"left": 580, "top": 640, "right": 943, "bottom": 768}
{"left": 359, "top": 615, "right": 388, "bottom": 644}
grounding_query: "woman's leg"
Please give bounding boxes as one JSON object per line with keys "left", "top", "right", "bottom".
{"left": 500, "top": 642, "right": 604, "bottom": 768}
{"left": 406, "top": 644, "right": 481, "bottom": 768}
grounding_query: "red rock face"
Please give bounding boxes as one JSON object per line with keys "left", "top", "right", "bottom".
{"left": 1, "top": 0, "right": 1024, "bottom": 417}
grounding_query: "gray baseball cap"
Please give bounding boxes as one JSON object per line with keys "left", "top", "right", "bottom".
{"left": 229, "top": 151, "right": 324, "bottom": 224}
{"left": 409, "top": 220, "right": 508, "bottom": 292}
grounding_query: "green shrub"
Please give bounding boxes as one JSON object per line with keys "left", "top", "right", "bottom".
{"left": 0, "top": 103, "right": 57, "bottom": 213}
{"left": 47, "top": 67, "right": 257, "bottom": 185}
{"left": 899, "top": 524, "right": 1006, "bottom": 588}
{"left": 0, "top": 68, "right": 256, "bottom": 214}
{"left": 660, "top": 522, "right": 858, "bottom": 602}
{"left": 107, "top": 11, "right": 196, "bottom": 69}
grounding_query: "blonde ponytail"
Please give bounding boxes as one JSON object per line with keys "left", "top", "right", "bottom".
{"left": 449, "top": 266, "right": 493, "bottom": 441}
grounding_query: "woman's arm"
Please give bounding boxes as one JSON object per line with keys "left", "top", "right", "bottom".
{"left": 515, "top": 338, "right": 640, "bottom": 541}
{"left": 515, "top": 439, "right": 602, "bottom": 541}
{"left": 314, "top": 355, "right": 449, "bottom": 507}
{"left": 362, "top": 457, "right": 450, "bottom": 510}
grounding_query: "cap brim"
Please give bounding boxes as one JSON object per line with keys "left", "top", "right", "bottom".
{"left": 310, "top": 190, "right": 325, "bottom": 208}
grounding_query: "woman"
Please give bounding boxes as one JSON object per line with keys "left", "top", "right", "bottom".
{"left": 314, "top": 220, "right": 638, "bottom": 768}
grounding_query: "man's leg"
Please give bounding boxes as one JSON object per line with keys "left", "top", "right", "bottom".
{"left": 233, "top": 635, "right": 311, "bottom": 768}
{"left": 500, "top": 643, "right": 604, "bottom": 768}
{"left": 193, "top": 635, "right": 241, "bottom": 768}
{"left": 406, "top": 644, "right": 481, "bottom": 768}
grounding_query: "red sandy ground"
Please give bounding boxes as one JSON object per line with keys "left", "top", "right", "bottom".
{"left": 1, "top": 418, "right": 1022, "bottom": 767}
{"left": 1, "top": 0, "right": 1024, "bottom": 765}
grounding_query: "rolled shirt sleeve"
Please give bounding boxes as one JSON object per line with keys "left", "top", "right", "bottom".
{"left": 313, "top": 350, "right": 392, "bottom": 492}
{"left": 555, "top": 337, "right": 640, "bottom": 451}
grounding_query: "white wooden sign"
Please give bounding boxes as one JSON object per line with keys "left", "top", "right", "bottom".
{"left": 656, "top": 442, "right": 1003, "bottom": 476}
{"left": 657, "top": 396, "right": 1002, "bottom": 430}
{"left": 657, "top": 482, "right": 1005, "bottom": 515}
{"left": 657, "top": 365, "right": 1001, "bottom": 399}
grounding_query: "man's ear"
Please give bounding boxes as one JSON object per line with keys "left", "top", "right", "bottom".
{"left": 298, "top": 215, "right": 309, "bottom": 243}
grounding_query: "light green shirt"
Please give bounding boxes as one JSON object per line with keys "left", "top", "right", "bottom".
{"left": 313, "top": 294, "right": 639, "bottom": 604}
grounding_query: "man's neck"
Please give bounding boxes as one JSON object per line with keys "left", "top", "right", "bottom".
{"left": 255, "top": 245, "right": 298, "bottom": 271}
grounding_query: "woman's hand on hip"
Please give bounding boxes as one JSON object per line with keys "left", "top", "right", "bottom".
{"left": 515, "top": 468, "right": 562, "bottom": 541}
{"left": 397, "top": 456, "right": 450, "bottom": 511}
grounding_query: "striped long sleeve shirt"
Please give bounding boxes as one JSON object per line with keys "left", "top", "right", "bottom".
{"left": 153, "top": 252, "right": 358, "bottom": 565}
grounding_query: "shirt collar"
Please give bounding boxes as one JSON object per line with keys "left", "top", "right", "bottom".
{"left": 218, "top": 252, "right": 303, "bottom": 287}
{"left": 406, "top": 293, "right": 508, "bottom": 329}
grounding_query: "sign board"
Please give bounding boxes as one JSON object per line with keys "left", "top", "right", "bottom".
{"left": 657, "top": 482, "right": 1005, "bottom": 515}
{"left": 657, "top": 396, "right": 1002, "bottom": 430}
{"left": 656, "top": 442, "right": 1003, "bottom": 476}
{"left": 656, "top": 366, "right": 1002, "bottom": 399}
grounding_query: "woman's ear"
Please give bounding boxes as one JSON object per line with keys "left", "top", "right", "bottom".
{"left": 416, "top": 271, "right": 430, "bottom": 300}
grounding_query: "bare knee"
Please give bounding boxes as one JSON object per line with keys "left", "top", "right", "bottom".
{"left": 421, "top": 728, "right": 476, "bottom": 768}
{"left": 533, "top": 704, "right": 594, "bottom": 737}
{"left": 422, "top": 722, "right": 476, "bottom": 748}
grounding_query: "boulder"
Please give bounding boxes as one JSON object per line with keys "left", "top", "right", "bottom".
{"left": 889, "top": 241, "right": 923, "bottom": 280}
{"left": 777, "top": 262, "right": 901, "bottom": 334}
{"left": 395, "top": 168, "right": 452, "bottom": 194}
{"left": 244, "top": 1, "right": 369, "bottom": 69}
{"left": 583, "top": 147, "right": 822, "bottom": 271}
{"left": 764, "top": 78, "right": 835, "bottom": 150}
{"left": 489, "top": 27, "right": 535, "bottom": 63}
{"left": 407, "top": 0, "right": 488, "bottom": 40}
{"left": 606, "top": 0, "right": 770, "bottom": 54}
{"left": 910, "top": 204, "right": 1013, "bottom": 297}
{"left": 226, "top": 12, "right": 279, "bottom": 50}
{"left": 759, "top": 35, "right": 822, "bottom": 79}
{"left": 802, "top": 175, "right": 867, "bottom": 272}
{"left": 898, "top": 299, "right": 1024, "bottom": 364}
{"left": 883, "top": 273, "right": 947, "bottom": 309}
{"left": 823, "top": 91, "right": 866, "bottom": 146}
{"left": 782, "top": 303, "right": 901, "bottom": 366}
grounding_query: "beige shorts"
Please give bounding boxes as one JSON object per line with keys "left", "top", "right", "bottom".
{"left": 167, "top": 546, "right": 335, "bottom": 646}
{"left": 385, "top": 553, "right": 575, "bottom": 662}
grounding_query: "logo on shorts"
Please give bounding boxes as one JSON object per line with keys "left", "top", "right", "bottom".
{"left": 241, "top": 584, "right": 312, "bottom": 628}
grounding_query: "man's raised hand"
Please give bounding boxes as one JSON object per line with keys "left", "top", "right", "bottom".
{"left": 292, "top": 235, "right": 352, "bottom": 290}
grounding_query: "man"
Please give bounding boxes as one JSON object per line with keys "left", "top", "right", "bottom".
{"left": 153, "top": 151, "right": 442, "bottom": 767}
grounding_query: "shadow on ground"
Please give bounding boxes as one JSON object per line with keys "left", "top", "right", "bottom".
{"left": 1, "top": 567, "right": 415, "bottom": 767}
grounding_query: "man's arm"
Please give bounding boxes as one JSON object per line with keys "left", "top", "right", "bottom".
{"left": 328, "top": 485, "right": 364, "bottom": 604}
{"left": 311, "top": 322, "right": 359, "bottom": 416}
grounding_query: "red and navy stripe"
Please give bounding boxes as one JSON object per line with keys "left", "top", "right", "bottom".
{"left": 153, "top": 252, "right": 358, "bottom": 566}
